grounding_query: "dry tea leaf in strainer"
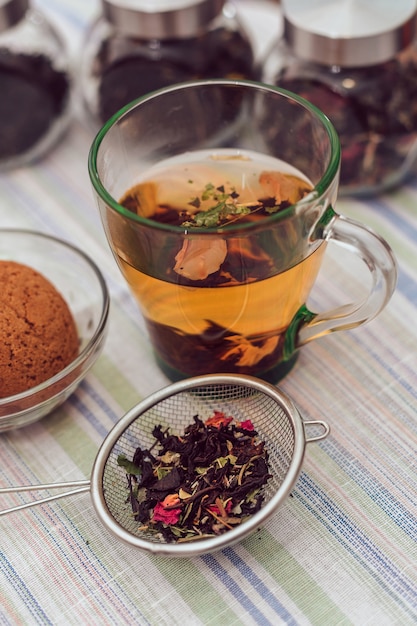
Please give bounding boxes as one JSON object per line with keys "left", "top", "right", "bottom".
{"left": 0, "top": 374, "right": 330, "bottom": 557}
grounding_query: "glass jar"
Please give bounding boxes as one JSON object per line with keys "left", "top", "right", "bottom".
{"left": 0, "top": 0, "right": 71, "bottom": 170}
{"left": 261, "top": 0, "right": 417, "bottom": 196}
{"left": 80, "top": 0, "right": 257, "bottom": 129}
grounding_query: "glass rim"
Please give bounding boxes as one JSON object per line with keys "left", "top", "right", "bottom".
{"left": 88, "top": 78, "right": 341, "bottom": 234}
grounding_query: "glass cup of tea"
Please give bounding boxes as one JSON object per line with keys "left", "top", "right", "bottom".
{"left": 88, "top": 79, "right": 397, "bottom": 383}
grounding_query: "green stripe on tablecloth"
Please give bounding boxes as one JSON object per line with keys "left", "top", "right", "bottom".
{"left": 151, "top": 556, "right": 240, "bottom": 624}
{"left": 243, "top": 528, "right": 351, "bottom": 625}
{"left": 43, "top": 411, "right": 97, "bottom": 475}
{"left": 43, "top": 358, "right": 142, "bottom": 473}
{"left": 92, "top": 355, "right": 145, "bottom": 412}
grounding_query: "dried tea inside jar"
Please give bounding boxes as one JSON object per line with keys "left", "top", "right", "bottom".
{"left": 80, "top": 0, "right": 257, "bottom": 127}
{"left": 261, "top": 0, "right": 417, "bottom": 196}
{"left": 0, "top": 0, "right": 71, "bottom": 170}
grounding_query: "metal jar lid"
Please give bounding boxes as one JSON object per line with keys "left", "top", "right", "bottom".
{"left": 102, "top": 0, "right": 226, "bottom": 40}
{"left": 0, "top": 0, "right": 28, "bottom": 33}
{"left": 282, "top": 0, "right": 417, "bottom": 67}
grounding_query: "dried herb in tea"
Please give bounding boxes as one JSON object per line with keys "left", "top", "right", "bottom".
{"left": 117, "top": 412, "right": 272, "bottom": 542}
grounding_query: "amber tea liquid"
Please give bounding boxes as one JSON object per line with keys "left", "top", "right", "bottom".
{"left": 114, "top": 150, "right": 325, "bottom": 381}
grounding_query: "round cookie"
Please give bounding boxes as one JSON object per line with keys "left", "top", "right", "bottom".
{"left": 0, "top": 260, "right": 79, "bottom": 398}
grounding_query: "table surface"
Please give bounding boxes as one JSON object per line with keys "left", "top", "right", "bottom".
{"left": 1, "top": 1, "right": 416, "bottom": 625}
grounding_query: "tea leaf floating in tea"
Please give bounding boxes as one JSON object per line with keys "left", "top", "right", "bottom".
{"left": 173, "top": 237, "right": 227, "bottom": 280}
{"left": 117, "top": 412, "right": 272, "bottom": 543}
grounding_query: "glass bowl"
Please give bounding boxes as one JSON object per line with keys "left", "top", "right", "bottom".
{"left": 0, "top": 229, "right": 110, "bottom": 431}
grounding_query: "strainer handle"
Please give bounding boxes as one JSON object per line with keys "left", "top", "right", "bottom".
{"left": 0, "top": 480, "right": 90, "bottom": 516}
{"left": 304, "top": 420, "right": 330, "bottom": 443}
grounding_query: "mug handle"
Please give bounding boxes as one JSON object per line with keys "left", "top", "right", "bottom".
{"left": 284, "top": 212, "right": 398, "bottom": 356}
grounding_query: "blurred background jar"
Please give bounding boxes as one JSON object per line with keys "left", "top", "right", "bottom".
{"left": 261, "top": 0, "right": 417, "bottom": 197}
{"left": 0, "top": 0, "right": 71, "bottom": 171}
{"left": 80, "top": 0, "right": 257, "bottom": 129}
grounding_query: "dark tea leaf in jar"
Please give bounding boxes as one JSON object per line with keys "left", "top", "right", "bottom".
{"left": 276, "top": 55, "right": 417, "bottom": 191}
{"left": 0, "top": 50, "right": 69, "bottom": 160}
{"left": 97, "top": 27, "right": 256, "bottom": 123}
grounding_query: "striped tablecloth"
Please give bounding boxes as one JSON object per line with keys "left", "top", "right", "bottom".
{"left": 1, "top": 1, "right": 416, "bottom": 624}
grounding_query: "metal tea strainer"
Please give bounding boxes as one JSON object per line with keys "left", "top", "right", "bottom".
{"left": 0, "top": 374, "right": 330, "bottom": 557}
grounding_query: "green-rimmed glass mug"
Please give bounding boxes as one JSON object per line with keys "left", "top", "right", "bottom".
{"left": 88, "top": 79, "right": 397, "bottom": 383}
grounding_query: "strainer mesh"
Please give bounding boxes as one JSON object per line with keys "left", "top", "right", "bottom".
{"left": 102, "top": 383, "right": 296, "bottom": 543}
